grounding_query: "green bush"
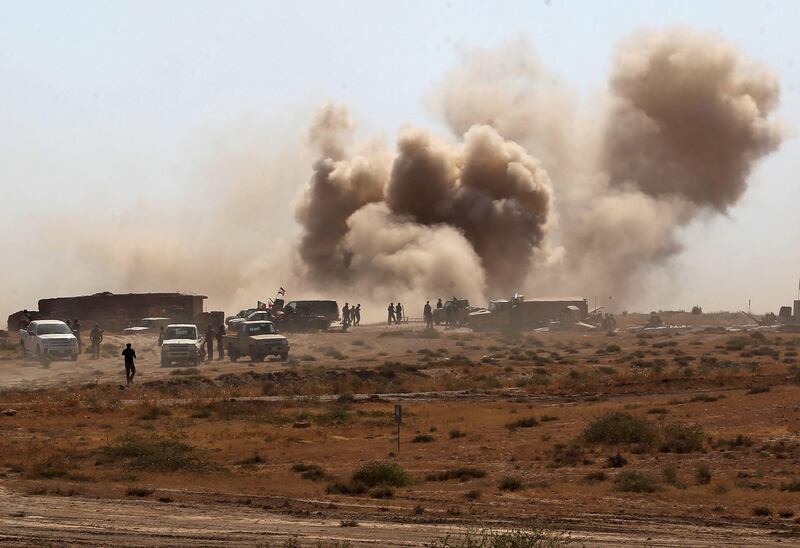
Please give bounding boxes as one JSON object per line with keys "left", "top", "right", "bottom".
{"left": 659, "top": 423, "right": 705, "bottom": 453}
{"left": 614, "top": 471, "right": 660, "bottom": 493}
{"left": 499, "top": 476, "right": 523, "bottom": 491}
{"left": 582, "top": 412, "right": 656, "bottom": 446}
{"left": 351, "top": 461, "right": 410, "bottom": 488}
{"left": 97, "top": 432, "right": 201, "bottom": 472}
{"left": 412, "top": 433, "right": 435, "bottom": 443}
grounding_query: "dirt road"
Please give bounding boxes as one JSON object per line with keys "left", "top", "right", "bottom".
{"left": 0, "top": 485, "right": 794, "bottom": 547}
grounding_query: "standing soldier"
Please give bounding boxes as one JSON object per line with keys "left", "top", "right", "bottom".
{"left": 395, "top": 302, "right": 403, "bottom": 324}
{"left": 423, "top": 301, "right": 433, "bottom": 329}
{"left": 90, "top": 324, "right": 104, "bottom": 360}
{"left": 157, "top": 326, "right": 165, "bottom": 346}
{"left": 387, "top": 303, "right": 396, "bottom": 325}
{"left": 216, "top": 324, "right": 225, "bottom": 360}
{"left": 72, "top": 318, "right": 82, "bottom": 354}
{"left": 205, "top": 324, "right": 214, "bottom": 362}
{"left": 353, "top": 304, "right": 361, "bottom": 326}
{"left": 122, "top": 343, "right": 136, "bottom": 385}
{"left": 342, "top": 303, "right": 351, "bottom": 331}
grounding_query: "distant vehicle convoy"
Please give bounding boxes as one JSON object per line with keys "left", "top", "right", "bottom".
{"left": 225, "top": 300, "right": 336, "bottom": 332}
{"left": 19, "top": 320, "right": 79, "bottom": 365}
{"left": 223, "top": 320, "right": 289, "bottom": 362}
{"left": 159, "top": 324, "right": 204, "bottom": 367}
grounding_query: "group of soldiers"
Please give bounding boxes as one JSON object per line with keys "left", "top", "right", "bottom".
{"left": 387, "top": 302, "right": 406, "bottom": 324}
{"left": 423, "top": 298, "right": 444, "bottom": 329}
{"left": 340, "top": 303, "right": 362, "bottom": 330}
{"left": 202, "top": 324, "right": 226, "bottom": 361}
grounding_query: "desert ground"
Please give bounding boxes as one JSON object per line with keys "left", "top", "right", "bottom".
{"left": 2, "top": 312, "right": 800, "bottom": 546}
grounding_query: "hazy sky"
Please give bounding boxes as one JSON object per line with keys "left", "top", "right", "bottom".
{"left": 1, "top": 0, "right": 798, "bottom": 316}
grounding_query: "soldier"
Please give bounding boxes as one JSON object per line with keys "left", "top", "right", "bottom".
{"left": 157, "top": 326, "right": 165, "bottom": 346}
{"left": 342, "top": 303, "right": 351, "bottom": 331}
{"left": 423, "top": 301, "right": 433, "bottom": 329}
{"left": 387, "top": 303, "right": 396, "bottom": 325}
{"left": 72, "top": 318, "right": 82, "bottom": 354}
{"left": 122, "top": 343, "right": 136, "bottom": 385}
{"left": 354, "top": 304, "right": 361, "bottom": 326}
{"left": 90, "top": 324, "right": 104, "bottom": 359}
{"left": 216, "top": 324, "right": 225, "bottom": 360}
{"left": 395, "top": 302, "right": 403, "bottom": 324}
{"left": 205, "top": 324, "right": 214, "bottom": 362}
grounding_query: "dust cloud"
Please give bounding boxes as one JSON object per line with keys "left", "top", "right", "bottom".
{"left": 3, "top": 27, "right": 786, "bottom": 320}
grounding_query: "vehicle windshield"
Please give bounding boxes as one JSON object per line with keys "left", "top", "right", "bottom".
{"left": 140, "top": 319, "right": 154, "bottom": 327}
{"left": 163, "top": 326, "right": 197, "bottom": 340}
{"left": 246, "top": 323, "right": 276, "bottom": 335}
{"left": 37, "top": 323, "right": 72, "bottom": 335}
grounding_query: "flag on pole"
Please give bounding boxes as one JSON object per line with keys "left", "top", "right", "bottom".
{"left": 278, "top": 287, "right": 286, "bottom": 296}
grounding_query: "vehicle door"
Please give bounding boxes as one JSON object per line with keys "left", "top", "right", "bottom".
{"left": 24, "top": 323, "right": 37, "bottom": 352}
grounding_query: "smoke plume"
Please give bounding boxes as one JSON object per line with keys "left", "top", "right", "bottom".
{"left": 295, "top": 115, "right": 556, "bottom": 297}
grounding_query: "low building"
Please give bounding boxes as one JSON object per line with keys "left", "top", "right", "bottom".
{"left": 8, "top": 292, "right": 207, "bottom": 332}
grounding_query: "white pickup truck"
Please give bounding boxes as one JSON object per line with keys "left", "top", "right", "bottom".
{"left": 19, "top": 320, "right": 79, "bottom": 365}
{"left": 160, "top": 324, "right": 205, "bottom": 367}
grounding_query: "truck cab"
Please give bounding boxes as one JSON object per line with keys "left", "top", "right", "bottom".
{"left": 19, "top": 320, "right": 79, "bottom": 365}
{"left": 159, "top": 324, "right": 204, "bottom": 367}
{"left": 223, "top": 320, "right": 289, "bottom": 362}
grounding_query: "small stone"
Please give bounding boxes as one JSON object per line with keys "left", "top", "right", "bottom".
{"left": 1, "top": 409, "right": 17, "bottom": 416}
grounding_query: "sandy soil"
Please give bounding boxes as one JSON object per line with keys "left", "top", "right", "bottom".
{"left": 1, "top": 312, "right": 800, "bottom": 546}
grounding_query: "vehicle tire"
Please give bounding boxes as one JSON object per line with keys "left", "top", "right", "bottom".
{"left": 192, "top": 356, "right": 200, "bottom": 367}
{"left": 70, "top": 353, "right": 78, "bottom": 362}
{"left": 280, "top": 352, "right": 288, "bottom": 362}
{"left": 19, "top": 342, "right": 25, "bottom": 358}
{"left": 228, "top": 346, "right": 238, "bottom": 363}
{"left": 161, "top": 356, "right": 169, "bottom": 368}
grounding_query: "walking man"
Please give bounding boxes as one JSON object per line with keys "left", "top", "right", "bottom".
{"left": 388, "top": 303, "right": 396, "bottom": 325}
{"left": 354, "top": 304, "right": 361, "bottom": 326}
{"left": 395, "top": 302, "right": 403, "bottom": 324}
{"left": 424, "top": 301, "right": 433, "bottom": 329}
{"left": 122, "top": 343, "right": 136, "bottom": 385}
{"left": 90, "top": 324, "right": 104, "bottom": 359}
{"left": 216, "top": 324, "right": 225, "bottom": 360}
{"left": 205, "top": 324, "right": 214, "bottom": 362}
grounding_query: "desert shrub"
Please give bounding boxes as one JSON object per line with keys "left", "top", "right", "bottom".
{"left": 351, "top": 461, "right": 410, "bottom": 487}
{"left": 540, "top": 415, "right": 559, "bottom": 422}
{"left": 614, "top": 470, "right": 660, "bottom": 493}
{"left": 498, "top": 476, "right": 523, "bottom": 491}
{"left": 314, "top": 406, "right": 352, "bottom": 426}
{"left": 368, "top": 485, "right": 394, "bottom": 498}
{"left": 449, "top": 429, "right": 466, "bottom": 439}
{"left": 291, "top": 463, "right": 327, "bottom": 481}
{"left": 752, "top": 506, "right": 772, "bottom": 517}
{"left": 584, "top": 471, "right": 607, "bottom": 483}
{"left": 125, "top": 486, "right": 153, "bottom": 497}
{"left": 662, "top": 466, "right": 678, "bottom": 485}
{"left": 747, "top": 386, "right": 770, "bottom": 395}
{"left": 464, "top": 489, "right": 481, "bottom": 500}
{"left": 426, "top": 468, "right": 486, "bottom": 482}
{"left": 606, "top": 453, "right": 627, "bottom": 468}
{"left": 714, "top": 435, "right": 753, "bottom": 449}
{"left": 695, "top": 464, "right": 712, "bottom": 485}
{"left": 647, "top": 408, "right": 668, "bottom": 415}
{"left": 582, "top": 412, "right": 656, "bottom": 446}
{"left": 26, "top": 452, "right": 75, "bottom": 479}
{"left": 780, "top": 480, "right": 800, "bottom": 492}
{"left": 659, "top": 423, "right": 705, "bottom": 453}
{"left": 506, "top": 417, "right": 539, "bottom": 430}
{"left": 326, "top": 482, "right": 366, "bottom": 495}
{"left": 137, "top": 405, "right": 172, "bottom": 421}
{"left": 779, "top": 510, "right": 795, "bottom": 519}
{"left": 97, "top": 432, "right": 201, "bottom": 472}
{"left": 412, "top": 433, "right": 435, "bottom": 443}
{"left": 548, "top": 443, "right": 585, "bottom": 467}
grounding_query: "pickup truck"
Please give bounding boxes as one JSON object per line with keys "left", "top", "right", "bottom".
{"left": 223, "top": 320, "right": 289, "bottom": 362}
{"left": 19, "top": 320, "right": 79, "bottom": 365}
{"left": 160, "top": 324, "right": 204, "bottom": 367}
